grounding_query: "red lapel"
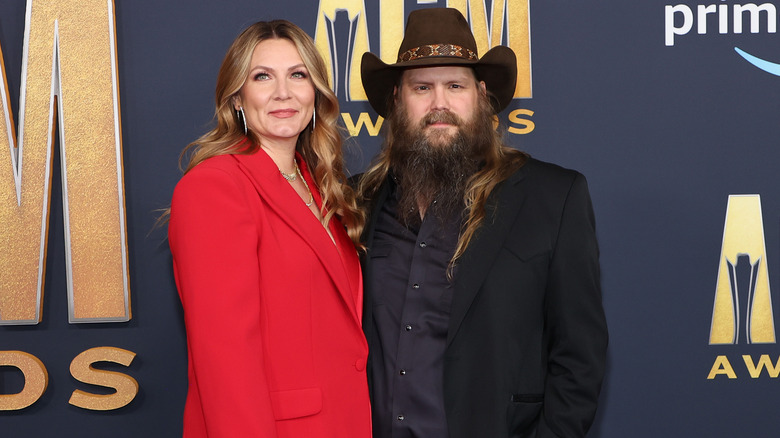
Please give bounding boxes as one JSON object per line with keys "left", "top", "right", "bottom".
{"left": 231, "top": 148, "right": 362, "bottom": 327}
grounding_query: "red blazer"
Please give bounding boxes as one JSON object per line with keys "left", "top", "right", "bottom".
{"left": 169, "top": 148, "right": 371, "bottom": 438}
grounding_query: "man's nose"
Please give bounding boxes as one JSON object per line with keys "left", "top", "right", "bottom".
{"left": 430, "top": 86, "right": 449, "bottom": 110}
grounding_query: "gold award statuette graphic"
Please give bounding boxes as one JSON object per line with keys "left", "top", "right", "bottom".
{"left": 710, "top": 195, "right": 775, "bottom": 345}
{"left": 0, "top": 0, "right": 130, "bottom": 325}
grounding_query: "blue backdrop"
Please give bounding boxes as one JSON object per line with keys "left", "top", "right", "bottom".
{"left": 2, "top": 0, "right": 780, "bottom": 436}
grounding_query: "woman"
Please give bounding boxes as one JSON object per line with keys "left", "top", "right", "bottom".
{"left": 168, "top": 20, "right": 370, "bottom": 437}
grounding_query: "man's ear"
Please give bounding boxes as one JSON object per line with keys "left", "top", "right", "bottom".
{"left": 478, "top": 81, "right": 487, "bottom": 96}
{"left": 393, "top": 85, "right": 398, "bottom": 102}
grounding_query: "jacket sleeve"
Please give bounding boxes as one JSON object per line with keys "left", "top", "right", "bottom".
{"left": 537, "top": 173, "right": 608, "bottom": 438}
{"left": 169, "top": 165, "right": 277, "bottom": 437}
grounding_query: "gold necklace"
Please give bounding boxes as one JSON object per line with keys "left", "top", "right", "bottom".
{"left": 294, "top": 163, "right": 314, "bottom": 207}
{"left": 279, "top": 166, "right": 297, "bottom": 182}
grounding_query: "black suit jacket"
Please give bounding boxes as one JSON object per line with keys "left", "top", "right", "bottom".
{"left": 361, "top": 158, "right": 608, "bottom": 438}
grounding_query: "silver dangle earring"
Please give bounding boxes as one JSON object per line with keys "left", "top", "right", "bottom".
{"left": 311, "top": 107, "right": 316, "bottom": 132}
{"left": 237, "top": 107, "right": 247, "bottom": 135}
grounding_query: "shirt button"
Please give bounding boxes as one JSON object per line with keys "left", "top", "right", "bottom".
{"left": 412, "top": 284, "right": 419, "bottom": 289}
{"left": 399, "top": 369, "right": 406, "bottom": 375}
{"left": 419, "top": 241, "right": 427, "bottom": 248}
{"left": 405, "top": 324, "right": 412, "bottom": 331}
{"left": 397, "top": 414, "right": 405, "bottom": 421}
{"left": 354, "top": 358, "right": 366, "bottom": 371}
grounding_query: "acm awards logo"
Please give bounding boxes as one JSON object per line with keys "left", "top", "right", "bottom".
{"left": 707, "top": 195, "right": 780, "bottom": 380}
{"left": 311, "top": 0, "right": 536, "bottom": 138}
{"left": 664, "top": 1, "right": 780, "bottom": 76}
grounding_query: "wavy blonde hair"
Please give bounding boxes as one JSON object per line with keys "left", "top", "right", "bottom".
{"left": 170, "top": 20, "right": 364, "bottom": 245}
{"left": 358, "top": 85, "right": 526, "bottom": 263}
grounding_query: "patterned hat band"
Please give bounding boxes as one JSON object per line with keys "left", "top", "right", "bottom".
{"left": 398, "top": 43, "right": 478, "bottom": 62}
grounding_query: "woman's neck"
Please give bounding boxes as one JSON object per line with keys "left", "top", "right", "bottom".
{"left": 258, "top": 137, "right": 298, "bottom": 174}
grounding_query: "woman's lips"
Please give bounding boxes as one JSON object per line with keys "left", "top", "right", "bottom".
{"left": 269, "top": 109, "right": 298, "bottom": 118}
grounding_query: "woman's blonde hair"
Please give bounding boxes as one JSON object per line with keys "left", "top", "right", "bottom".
{"left": 174, "top": 20, "right": 364, "bottom": 245}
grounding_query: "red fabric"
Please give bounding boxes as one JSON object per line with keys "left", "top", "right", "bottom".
{"left": 169, "top": 148, "right": 371, "bottom": 438}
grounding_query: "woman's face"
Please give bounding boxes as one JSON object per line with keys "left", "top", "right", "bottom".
{"left": 234, "top": 38, "right": 315, "bottom": 148}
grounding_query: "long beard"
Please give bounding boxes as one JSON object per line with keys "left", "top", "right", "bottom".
{"left": 388, "top": 99, "right": 495, "bottom": 227}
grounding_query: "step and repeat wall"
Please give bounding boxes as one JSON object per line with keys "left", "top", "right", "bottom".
{"left": 1, "top": 0, "right": 779, "bottom": 436}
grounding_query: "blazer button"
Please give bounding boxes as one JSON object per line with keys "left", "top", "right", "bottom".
{"left": 354, "top": 358, "right": 366, "bottom": 371}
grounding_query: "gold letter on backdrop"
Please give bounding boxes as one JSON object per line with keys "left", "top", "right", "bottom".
{"left": 709, "top": 195, "right": 775, "bottom": 344}
{"left": 448, "top": 0, "right": 532, "bottom": 98}
{"left": 742, "top": 354, "right": 780, "bottom": 378}
{"left": 0, "top": 351, "right": 49, "bottom": 410}
{"left": 706, "top": 355, "right": 737, "bottom": 379}
{"left": 69, "top": 347, "right": 138, "bottom": 410}
{"left": 0, "top": 0, "right": 130, "bottom": 325}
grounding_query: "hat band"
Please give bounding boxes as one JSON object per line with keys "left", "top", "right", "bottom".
{"left": 398, "top": 43, "right": 478, "bottom": 62}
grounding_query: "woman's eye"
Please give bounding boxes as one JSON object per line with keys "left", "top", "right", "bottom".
{"left": 292, "top": 71, "right": 308, "bottom": 79}
{"left": 254, "top": 72, "right": 269, "bottom": 80}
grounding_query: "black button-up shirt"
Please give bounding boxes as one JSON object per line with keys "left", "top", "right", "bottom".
{"left": 369, "top": 182, "right": 460, "bottom": 438}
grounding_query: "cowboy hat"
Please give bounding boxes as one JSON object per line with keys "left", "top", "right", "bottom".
{"left": 360, "top": 8, "right": 517, "bottom": 117}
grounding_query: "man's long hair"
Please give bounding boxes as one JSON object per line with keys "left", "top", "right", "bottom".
{"left": 358, "top": 87, "right": 528, "bottom": 264}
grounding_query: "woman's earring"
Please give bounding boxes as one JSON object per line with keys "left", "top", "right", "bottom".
{"left": 237, "top": 107, "right": 247, "bottom": 135}
{"left": 311, "top": 107, "right": 316, "bottom": 132}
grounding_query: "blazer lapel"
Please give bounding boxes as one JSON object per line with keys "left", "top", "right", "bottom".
{"left": 446, "top": 167, "right": 528, "bottom": 347}
{"left": 232, "top": 150, "right": 361, "bottom": 326}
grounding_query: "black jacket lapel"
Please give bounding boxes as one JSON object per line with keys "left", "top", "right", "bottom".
{"left": 447, "top": 168, "right": 527, "bottom": 346}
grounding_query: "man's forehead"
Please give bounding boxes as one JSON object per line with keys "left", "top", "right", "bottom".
{"left": 401, "top": 65, "right": 477, "bottom": 83}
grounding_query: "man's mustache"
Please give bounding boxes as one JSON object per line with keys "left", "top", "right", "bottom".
{"left": 421, "top": 110, "right": 462, "bottom": 127}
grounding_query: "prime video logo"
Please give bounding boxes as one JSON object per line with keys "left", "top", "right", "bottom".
{"left": 665, "top": 2, "right": 780, "bottom": 76}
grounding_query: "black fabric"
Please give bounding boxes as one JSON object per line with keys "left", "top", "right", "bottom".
{"left": 368, "top": 181, "right": 460, "bottom": 438}
{"left": 361, "top": 158, "right": 608, "bottom": 438}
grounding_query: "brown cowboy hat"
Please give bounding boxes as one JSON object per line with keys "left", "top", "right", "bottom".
{"left": 361, "top": 8, "right": 517, "bottom": 117}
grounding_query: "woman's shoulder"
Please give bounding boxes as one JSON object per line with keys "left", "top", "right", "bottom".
{"left": 188, "top": 153, "right": 242, "bottom": 174}
{"left": 185, "top": 154, "right": 244, "bottom": 178}
{"left": 174, "top": 154, "right": 246, "bottom": 194}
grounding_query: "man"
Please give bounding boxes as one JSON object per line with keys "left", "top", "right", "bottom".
{"left": 357, "top": 8, "right": 608, "bottom": 438}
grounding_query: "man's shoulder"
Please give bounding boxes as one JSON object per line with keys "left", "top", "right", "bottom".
{"left": 500, "top": 157, "right": 583, "bottom": 195}
{"left": 514, "top": 157, "right": 583, "bottom": 182}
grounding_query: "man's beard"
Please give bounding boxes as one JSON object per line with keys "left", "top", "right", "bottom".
{"left": 387, "top": 97, "right": 495, "bottom": 227}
